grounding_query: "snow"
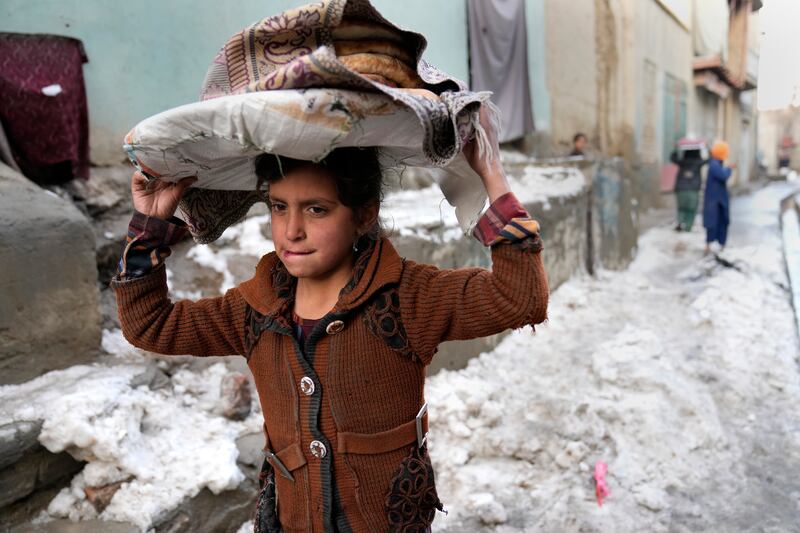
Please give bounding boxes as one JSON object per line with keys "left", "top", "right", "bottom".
{"left": 426, "top": 184, "right": 800, "bottom": 531}
{"left": 0, "top": 330, "right": 261, "bottom": 531}
{"left": 382, "top": 185, "right": 463, "bottom": 243}
{"left": 382, "top": 166, "right": 585, "bottom": 242}
{"left": 510, "top": 165, "right": 586, "bottom": 208}
{"left": 237, "top": 520, "right": 254, "bottom": 533}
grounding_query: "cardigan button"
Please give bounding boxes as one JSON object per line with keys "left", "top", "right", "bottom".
{"left": 325, "top": 320, "right": 345, "bottom": 335}
{"left": 310, "top": 440, "right": 327, "bottom": 459}
{"left": 299, "top": 376, "right": 315, "bottom": 396}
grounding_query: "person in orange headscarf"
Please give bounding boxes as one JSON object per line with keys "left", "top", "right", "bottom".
{"left": 703, "top": 141, "right": 736, "bottom": 254}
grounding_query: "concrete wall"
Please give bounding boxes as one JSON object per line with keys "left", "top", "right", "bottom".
{"left": 0, "top": 163, "right": 101, "bottom": 385}
{"left": 0, "top": 0, "right": 468, "bottom": 166}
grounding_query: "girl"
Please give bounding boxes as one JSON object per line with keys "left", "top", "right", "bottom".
{"left": 703, "top": 141, "right": 735, "bottom": 254}
{"left": 112, "top": 107, "right": 549, "bottom": 532}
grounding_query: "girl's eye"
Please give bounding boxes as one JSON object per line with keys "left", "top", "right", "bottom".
{"left": 270, "top": 203, "right": 287, "bottom": 213}
{"left": 308, "top": 206, "right": 327, "bottom": 215}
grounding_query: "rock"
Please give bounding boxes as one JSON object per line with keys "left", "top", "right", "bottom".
{"left": 235, "top": 432, "right": 264, "bottom": 469}
{"left": 84, "top": 478, "right": 131, "bottom": 513}
{"left": 221, "top": 374, "right": 252, "bottom": 421}
{"left": 63, "top": 165, "right": 130, "bottom": 218}
{"left": 151, "top": 478, "right": 258, "bottom": 533}
{"left": 0, "top": 446, "right": 84, "bottom": 508}
{"left": 0, "top": 162, "right": 101, "bottom": 385}
{"left": 130, "top": 362, "right": 171, "bottom": 391}
{"left": 0, "top": 420, "right": 43, "bottom": 470}
{"left": 1, "top": 483, "right": 63, "bottom": 530}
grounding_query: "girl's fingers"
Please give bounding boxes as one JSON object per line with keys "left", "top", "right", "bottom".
{"left": 176, "top": 176, "right": 198, "bottom": 190}
{"left": 171, "top": 176, "right": 198, "bottom": 199}
{"left": 131, "top": 171, "right": 148, "bottom": 191}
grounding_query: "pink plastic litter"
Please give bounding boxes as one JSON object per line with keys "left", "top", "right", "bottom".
{"left": 594, "top": 461, "right": 610, "bottom": 507}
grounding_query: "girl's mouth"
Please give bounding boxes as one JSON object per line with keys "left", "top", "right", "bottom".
{"left": 283, "top": 250, "right": 313, "bottom": 257}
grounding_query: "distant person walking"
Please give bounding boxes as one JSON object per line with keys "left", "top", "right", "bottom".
{"left": 569, "top": 133, "right": 588, "bottom": 157}
{"left": 703, "top": 141, "right": 735, "bottom": 254}
{"left": 670, "top": 144, "right": 707, "bottom": 231}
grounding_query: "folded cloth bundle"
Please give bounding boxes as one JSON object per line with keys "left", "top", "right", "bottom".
{"left": 124, "top": 0, "right": 498, "bottom": 243}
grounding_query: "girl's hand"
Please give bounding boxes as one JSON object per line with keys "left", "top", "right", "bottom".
{"left": 131, "top": 171, "right": 197, "bottom": 220}
{"left": 462, "top": 105, "right": 511, "bottom": 202}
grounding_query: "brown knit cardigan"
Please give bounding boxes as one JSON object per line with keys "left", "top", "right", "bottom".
{"left": 113, "top": 234, "right": 548, "bottom": 532}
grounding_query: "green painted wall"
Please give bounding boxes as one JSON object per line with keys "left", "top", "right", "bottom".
{"left": 0, "top": 0, "right": 468, "bottom": 164}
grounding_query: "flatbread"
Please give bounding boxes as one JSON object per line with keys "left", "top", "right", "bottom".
{"left": 334, "top": 39, "right": 414, "bottom": 67}
{"left": 360, "top": 73, "right": 398, "bottom": 88}
{"left": 332, "top": 19, "right": 407, "bottom": 44}
{"left": 339, "top": 53, "right": 424, "bottom": 88}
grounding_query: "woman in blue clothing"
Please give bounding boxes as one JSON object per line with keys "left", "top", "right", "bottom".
{"left": 703, "top": 141, "right": 736, "bottom": 254}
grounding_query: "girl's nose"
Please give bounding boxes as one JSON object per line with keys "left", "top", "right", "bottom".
{"left": 285, "top": 210, "right": 305, "bottom": 240}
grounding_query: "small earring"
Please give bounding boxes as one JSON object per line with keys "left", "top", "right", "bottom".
{"left": 353, "top": 235, "right": 360, "bottom": 252}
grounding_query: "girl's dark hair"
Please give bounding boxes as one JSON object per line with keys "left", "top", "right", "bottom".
{"left": 254, "top": 147, "right": 384, "bottom": 243}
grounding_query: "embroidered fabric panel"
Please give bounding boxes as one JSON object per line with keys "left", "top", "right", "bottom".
{"left": 253, "top": 457, "right": 282, "bottom": 533}
{"left": 363, "top": 287, "right": 416, "bottom": 362}
{"left": 244, "top": 306, "right": 277, "bottom": 360}
{"left": 385, "top": 445, "right": 442, "bottom": 532}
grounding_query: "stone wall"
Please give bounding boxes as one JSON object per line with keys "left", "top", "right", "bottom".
{"left": 0, "top": 163, "right": 101, "bottom": 385}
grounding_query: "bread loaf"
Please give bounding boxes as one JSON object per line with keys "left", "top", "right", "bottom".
{"left": 339, "top": 53, "right": 424, "bottom": 88}
{"left": 334, "top": 39, "right": 414, "bottom": 67}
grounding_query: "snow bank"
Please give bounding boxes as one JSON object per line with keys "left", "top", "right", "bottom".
{"left": 0, "top": 330, "right": 261, "bottom": 531}
{"left": 427, "top": 211, "right": 800, "bottom": 531}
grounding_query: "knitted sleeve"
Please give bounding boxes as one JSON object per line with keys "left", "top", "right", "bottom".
{"left": 398, "top": 192, "right": 548, "bottom": 365}
{"left": 111, "top": 262, "right": 249, "bottom": 358}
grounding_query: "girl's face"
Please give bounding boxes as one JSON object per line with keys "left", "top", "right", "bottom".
{"left": 267, "top": 165, "right": 366, "bottom": 282}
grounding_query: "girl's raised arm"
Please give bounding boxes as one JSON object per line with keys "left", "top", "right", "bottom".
{"left": 397, "top": 105, "right": 549, "bottom": 365}
{"left": 111, "top": 172, "right": 249, "bottom": 358}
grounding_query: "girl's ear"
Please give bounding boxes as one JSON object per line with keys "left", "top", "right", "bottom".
{"left": 357, "top": 200, "right": 380, "bottom": 234}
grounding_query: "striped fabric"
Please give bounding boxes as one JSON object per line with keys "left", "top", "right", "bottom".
{"left": 116, "top": 211, "right": 188, "bottom": 281}
{"left": 472, "top": 192, "right": 541, "bottom": 246}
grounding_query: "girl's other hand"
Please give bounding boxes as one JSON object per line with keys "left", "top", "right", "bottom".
{"left": 462, "top": 105, "right": 504, "bottom": 181}
{"left": 462, "top": 104, "right": 511, "bottom": 202}
{"left": 131, "top": 171, "right": 197, "bottom": 220}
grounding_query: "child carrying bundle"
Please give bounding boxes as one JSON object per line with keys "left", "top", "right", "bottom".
{"left": 114, "top": 2, "right": 549, "bottom": 531}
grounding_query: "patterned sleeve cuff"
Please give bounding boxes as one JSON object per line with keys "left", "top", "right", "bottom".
{"left": 115, "top": 211, "right": 189, "bottom": 281}
{"left": 472, "top": 192, "right": 541, "bottom": 246}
